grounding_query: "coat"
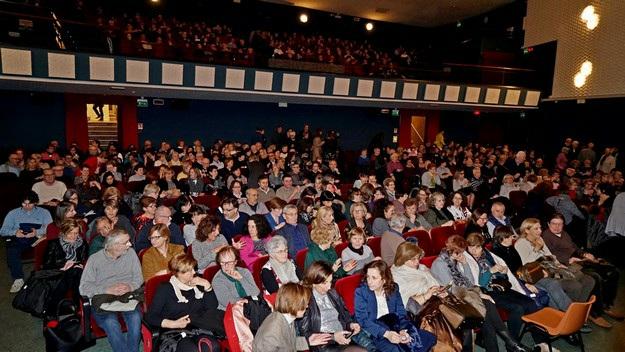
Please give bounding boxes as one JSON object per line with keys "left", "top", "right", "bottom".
{"left": 253, "top": 311, "right": 308, "bottom": 351}
{"left": 354, "top": 283, "right": 411, "bottom": 339}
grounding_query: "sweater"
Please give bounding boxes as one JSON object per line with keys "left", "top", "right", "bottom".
{"left": 212, "top": 268, "right": 260, "bottom": 310}
{"left": 380, "top": 230, "right": 405, "bottom": 267}
{"left": 304, "top": 243, "right": 347, "bottom": 278}
{"left": 191, "top": 235, "right": 228, "bottom": 272}
{"left": 141, "top": 244, "right": 185, "bottom": 281}
{"left": 0, "top": 206, "right": 52, "bottom": 238}
{"left": 341, "top": 245, "right": 374, "bottom": 275}
{"left": 79, "top": 248, "right": 143, "bottom": 298}
{"left": 513, "top": 237, "right": 553, "bottom": 265}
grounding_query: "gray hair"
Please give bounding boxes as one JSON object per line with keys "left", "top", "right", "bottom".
{"left": 389, "top": 214, "right": 406, "bottom": 230}
{"left": 265, "top": 235, "right": 288, "bottom": 254}
{"left": 104, "top": 228, "right": 130, "bottom": 250}
{"left": 283, "top": 204, "right": 297, "bottom": 213}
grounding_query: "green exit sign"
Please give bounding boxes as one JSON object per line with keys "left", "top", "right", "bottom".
{"left": 137, "top": 98, "right": 148, "bottom": 108}
{"left": 391, "top": 109, "right": 400, "bottom": 117}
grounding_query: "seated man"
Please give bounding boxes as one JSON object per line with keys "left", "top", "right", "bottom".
{"left": 486, "top": 201, "right": 516, "bottom": 237}
{"left": 135, "top": 206, "right": 185, "bottom": 252}
{"left": 219, "top": 197, "right": 248, "bottom": 243}
{"left": 79, "top": 229, "right": 143, "bottom": 352}
{"left": 0, "top": 191, "right": 52, "bottom": 292}
{"left": 543, "top": 213, "right": 623, "bottom": 321}
{"left": 256, "top": 175, "right": 276, "bottom": 204}
{"left": 276, "top": 204, "right": 310, "bottom": 258}
{"left": 238, "top": 188, "right": 269, "bottom": 216}
{"left": 275, "top": 175, "right": 300, "bottom": 202}
{"left": 32, "top": 168, "right": 67, "bottom": 206}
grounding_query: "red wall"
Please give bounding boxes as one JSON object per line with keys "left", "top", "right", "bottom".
{"left": 64, "top": 94, "right": 138, "bottom": 150}
{"left": 398, "top": 109, "right": 440, "bottom": 148}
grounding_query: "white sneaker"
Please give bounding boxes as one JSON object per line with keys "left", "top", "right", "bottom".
{"left": 9, "top": 278, "right": 24, "bottom": 293}
{"left": 537, "top": 343, "right": 560, "bottom": 352}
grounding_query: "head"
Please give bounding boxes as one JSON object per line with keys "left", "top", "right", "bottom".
{"left": 216, "top": 246, "right": 240, "bottom": 273}
{"left": 220, "top": 198, "right": 239, "bottom": 220}
{"left": 95, "top": 216, "right": 112, "bottom": 237}
{"left": 103, "top": 229, "right": 132, "bottom": 258}
{"left": 274, "top": 283, "right": 311, "bottom": 318}
{"left": 189, "top": 204, "right": 207, "bottom": 225}
{"left": 445, "top": 235, "right": 468, "bottom": 262}
{"left": 154, "top": 206, "right": 172, "bottom": 225}
{"left": 310, "top": 226, "right": 333, "bottom": 247}
{"left": 283, "top": 204, "right": 298, "bottom": 225}
{"left": 55, "top": 201, "right": 76, "bottom": 223}
{"left": 245, "top": 188, "right": 259, "bottom": 205}
{"left": 451, "top": 192, "right": 465, "bottom": 207}
{"left": 465, "top": 233, "right": 486, "bottom": 258}
{"left": 266, "top": 197, "right": 287, "bottom": 215}
{"left": 140, "top": 196, "right": 157, "bottom": 217}
{"left": 282, "top": 176, "right": 293, "bottom": 188}
{"left": 348, "top": 227, "right": 366, "bottom": 249}
{"left": 494, "top": 226, "right": 517, "bottom": 247}
{"left": 316, "top": 206, "right": 335, "bottom": 226}
{"left": 169, "top": 253, "right": 197, "bottom": 285}
{"left": 60, "top": 219, "right": 81, "bottom": 243}
{"left": 547, "top": 213, "right": 565, "bottom": 234}
{"left": 319, "top": 191, "right": 335, "bottom": 207}
{"left": 429, "top": 192, "right": 446, "bottom": 210}
{"left": 63, "top": 189, "right": 80, "bottom": 205}
{"left": 148, "top": 223, "right": 171, "bottom": 249}
{"left": 245, "top": 214, "right": 271, "bottom": 239}
{"left": 350, "top": 202, "right": 368, "bottom": 221}
{"left": 42, "top": 168, "right": 56, "bottom": 185}
{"left": 394, "top": 241, "right": 424, "bottom": 269}
{"left": 383, "top": 178, "right": 395, "bottom": 192}
{"left": 266, "top": 235, "right": 289, "bottom": 263}
{"left": 103, "top": 200, "right": 119, "bottom": 220}
{"left": 196, "top": 215, "right": 220, "bottom": 242}
{"left": 389, "top": 214, "right": 407, "bottom": 232}
{"left": 175, "top": 195, "right": 194, "bottom": 214}
{"left": 363, "top": 260, "right": 395, "bottom": 296}
{"left": 303, "top": 261, "right": 334, "bottom": 295}
{"left": 490, "top": 202, "right": 506, "bottom": 219}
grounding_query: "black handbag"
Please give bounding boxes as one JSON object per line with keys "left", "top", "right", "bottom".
{"left": 13, "top": 269, "right": 64, "bottom": 317}
{"left": 43, "top": 299, "right": 92, "bottom": 352}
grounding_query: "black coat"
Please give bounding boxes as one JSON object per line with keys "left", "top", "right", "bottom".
{"left": 43, "top": 238, "right": 88, "bottom": 270}
{"left": 298, "top": 289, "right": 353, "bottom": 343}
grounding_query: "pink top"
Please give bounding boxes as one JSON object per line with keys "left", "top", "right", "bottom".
{"left": 239, "top": 235, "right": 272, "bottom": 269}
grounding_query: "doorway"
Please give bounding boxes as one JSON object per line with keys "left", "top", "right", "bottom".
{"left": 86, "top": 103, "right": 119, "bottom": 145}
{"left": 410, "top": 115, "right": 426, "bottom": 147}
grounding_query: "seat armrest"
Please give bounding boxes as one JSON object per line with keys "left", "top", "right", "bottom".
{"left": 80, "top": 295, "right": 93, "bottom": 342}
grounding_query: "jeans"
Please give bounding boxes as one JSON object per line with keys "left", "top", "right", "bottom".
{"left": 92, "top": 306, "right": 141, "bottom": 352}
{"left": 536, "top": 277, "right": 572, "bottom": 311}
{"left": 6, "top": 237, "right": 36, "bottom": 280}
{"left": 489, "top": 289, "right": 538, "bottom": 338}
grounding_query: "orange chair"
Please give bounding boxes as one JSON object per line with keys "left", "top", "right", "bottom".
{"left": 334, "top": 241, "right": 349, "bottom": 257}
{"left": 520, "top": 295, "right": 596, "bottom": 352}
{"left": 403, "top": 229, "right": 434, "bottom": 256}
{"left": 367, "top": 236, "right": 382, "bottom": 257}
{"left": 295, "top": 248, "right": 308, "bottom": 271}
{"left": 335, "top": 273, "right": 363, "bottom": 315}
{"left": 251, "top": 255, "right": 270, "bottom": 291}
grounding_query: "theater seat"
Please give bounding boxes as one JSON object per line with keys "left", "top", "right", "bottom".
{"left": 403, "top": 229, "right": 433, "bottom": 256}
{"left": 203, "top": 265, "right": 221, "bottom": 282}
{"left": 335, "top": 273, "right": 363, "bottom": 315}
{"left": 141, "top": 273, "right": 172, "bottom": 352}
{"left": 420, "top": 256, "right": 437, "bottom": 268}
{"left": 366, "top": 237, "right": 381, "bottom": 257}
{"left": 334, "top": 241, "right": 349, "bottom": 257}
{"left": 252, "top": 255, "right": 270, "bottom": 291}
{"left": 430, "top": 226, "right": 456, "bottom": 254}
{"left": 295, "top": 248, "right": 308, "bottom": 271}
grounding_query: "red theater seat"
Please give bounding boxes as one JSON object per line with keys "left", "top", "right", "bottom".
{"left": 335, "top": 273, "right": 363, "bottom": 315}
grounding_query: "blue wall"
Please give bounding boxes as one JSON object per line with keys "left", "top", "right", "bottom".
{"left": 137, "top": 100, "right": 397, "bottom": 150}
{"left": 0, "top": 91, "right": 66, "bottom": 153}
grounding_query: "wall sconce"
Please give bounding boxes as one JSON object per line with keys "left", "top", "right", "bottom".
{"left": 580, "top": 5, "right": 599, "bottom": 30}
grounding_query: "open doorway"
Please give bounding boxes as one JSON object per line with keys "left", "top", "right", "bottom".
{"left": 86, "top": 103, "right": 119, "bottom": 145}
{"left": 410, "top": 115, "right": 426, "bottom": 147}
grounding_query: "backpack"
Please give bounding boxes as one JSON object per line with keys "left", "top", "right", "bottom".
{"left": 13, "top": 269, "right": 64, "bottom": 317}
{"left": 157, "top": 329, "right": 220, "bottom": 352}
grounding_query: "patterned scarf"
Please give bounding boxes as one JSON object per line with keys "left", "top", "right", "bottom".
{"left": 268, "top": 258, "right": 300, "bottom": 285}
{"left": 60, "top": 236, "right": 83, "bottom": 262}
{"left": 439, "top": 249, "right": 472, "bottom": 288}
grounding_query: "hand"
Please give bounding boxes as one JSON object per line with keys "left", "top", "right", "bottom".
{"left": 62, "top": 261, "right": 76, "bottom": 271}
{"left": 442, "top": 220, "right": 455, "bottom": 227}
{"left": 227, "top": 269, "right": 243, "bottom": 280}
{"left": 190, "top": 276, "right": 212, "bottom": 291}
{"left": 343, "top": 260, "right": 358, "bottom": 272}
{"left": 232, "top": 240, "right": 245, "bottom": 250}
{"left": 26, "top": 229, "right": 37, "bottom": 238}
{"left": 275, "top": 222, "right": 286, "bottom": 230}
{"left": 164, "top": 315, "right": 190, "bottom": 329}
{"left": 569, "top": 257, "right": 582, "bottom": 264}
{"left": 106, "top": 283, "right": 131, "bottom": 295}
{"left": 426, "top": 286, "right": 439, "bottom": 299}
{"left": 15, "top": 229, "right": 25, "bottom": 238}
{"left": 384, "top": 331, "right": 402, "bottom": 344}
{"left": 349, "top": 323, "right": 361, "bottom": 335}
{"left": 334, "top": 331, "right": 350, "bottom": 345}
{"left": 399, "top": 330, "right": 412, "bottom": 344}
{"left": 583, "top": 253, "right": 596, "bottom": 262}
{"left": 479, "top": 293, "right": 495, "bottom": 304}
{"left": 308, "top": 333, "right": 333, "bottom": 346}
{"left": 332, "top": 259, "right": 342, "bottom": 272}
{"left": 525, "top": 283, "right": 538, "bottom": 293}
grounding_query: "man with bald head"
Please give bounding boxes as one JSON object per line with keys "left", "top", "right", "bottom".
{"left": 486, "top": 201, "right": 517, "bottom": 237}
{"left": 135, "top": 206, "right": 185, "bottom": 252}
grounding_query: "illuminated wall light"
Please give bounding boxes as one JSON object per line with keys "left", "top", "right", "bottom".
{"left": 365, "top": 22, "right": 374, "bottom": 31}
{"left": 299, "top": 14, "right": 308, "bottom": 23}
{"left": 580, "top": 61, "right": 593, "bottom": 76}
{"left": 574, "top": 72, "right": 587, "bottom": 88}
{"left": 580, "top": 5, "right": 599, "bottom": 30}
{"left": 574, "top": 60, "right": 593, "bottom": 88}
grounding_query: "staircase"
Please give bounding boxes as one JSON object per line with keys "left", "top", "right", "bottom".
{"left": 87, "top": 121, "right": 118, "bottom": 145}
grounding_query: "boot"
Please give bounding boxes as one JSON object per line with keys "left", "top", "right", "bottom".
{"left": 497, "top": 329, "right": 532, "bottom": 352}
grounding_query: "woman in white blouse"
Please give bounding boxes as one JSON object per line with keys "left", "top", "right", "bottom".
{"left": 446, "top": 192, "right": 471, "bottom": 221}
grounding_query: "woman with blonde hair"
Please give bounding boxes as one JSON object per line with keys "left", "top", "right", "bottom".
{"left": 312, "top": 205, "right": 341, "bottom": 245}
{"left": 305, "top": 227, "right": 357, "bottom": 278}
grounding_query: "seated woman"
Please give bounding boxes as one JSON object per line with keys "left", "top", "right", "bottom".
{"left": 499, "top": 174, "right": 520, "bottom": 199}
{"left": 96, "top": 199, "right": 136, "bottom": 243}
{"left": 299, "top": 261, "right": 369, "bottom": 352}
{"left": 312, "top": 206, "right": 342, "bottom": 245}
{"left": 446, "top": 192, "right": 471, "bottom": 221}
{"left": 182, "top": 205, "right": 207, "bottom": 246}
{"left": 228, "top": 180, "right": 246, "bottom": 204}
{"left": 371, "top": 199, "right": 394, "bottom": 237}
{"left": 346, "top": 202, "right": 373, "bottom": 237}
{"left": 141, "top": 224, "right": 185, "bottom": 281}
{"left": 239, "top": 214, "right": 273, "bottom": 269}
{"left": 432, "top": 234, "right": 539, "bottom": 344}
{"left": 43, "top": 219, "right": 88, "bottom": 313}
{"left": 464, "top": 208, "right": 492, "bottom": 243}
{"left": 212, "top": 246, "right": 261, "bottom": 311}
{"left": 305, "top": 227, "right": 357, "bottom": 279}
{"left": 261, "top": 235, "right": 302, "bottom": 294}
{"left": 414, "top": 187, "right": 430, "bottom": 214}
{"left": 185, "top": 168, "right": 205, "bottom": 196}
{"left": 157, "top": 166, "right": 182, "bottom": 198}
{"left": 144, "top": 253, "right": 225, "bottom": 346}
{"left": 191, "top": 215, "right": 230, "bottom": 273}
{"left": 354, "top": 260, "right": 436, "bottom": 352}
{"left": 341, "top": 228, "right": 375, "bottom": 275}
{"left": 391, "top": 242, "right": 519, "bottom": 352}
{"left": 254, "top": 283, "right": 332, "bottom": 351}
{"left": 264, "top": 197, "right": 287, "bottom": 231}
{"left": 402, "top": 198, "right": 432, "bottom": 231}
{"left": 171, "top": 195, "right": 194, "bottom": 226}
{"left": 422, "top": 192, "right": 454, "bottom": 227}
{"left": 131, "top": 195, "right": 157, "bottom": 234}
{"left": 46, "top": 201, "right": 86, "bottom": 241}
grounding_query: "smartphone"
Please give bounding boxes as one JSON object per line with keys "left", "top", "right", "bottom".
{"left": 343, "top": 331, "right": 354, "bottom": 339}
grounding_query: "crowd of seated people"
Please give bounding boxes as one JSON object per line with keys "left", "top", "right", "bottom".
{"left": 2, "top": 126, "right": 625, "bottom": 351}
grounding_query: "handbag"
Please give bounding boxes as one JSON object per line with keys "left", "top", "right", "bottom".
{"left": 158, "top": 328, "right": 220, "bottom": 352}
{"left": 489, "top": 277, "right": 512, "bottom": 292}
{"left": 517, "top": 262, "right": 546, "bottom": 284}
{"left": 414, "top": 297, "right": 463, "bottom": 352}
{"left": 13, "top": 269, "right": 64, "bottom": 317}
{"left": 43, "top": 299, "right": 91, "bottom": 352}
{"left": 438, "top": 293, "right": 484, "bottom": 329}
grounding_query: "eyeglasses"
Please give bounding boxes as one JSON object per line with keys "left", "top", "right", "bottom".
{"left": 220, "top": 260, "right": 237, "bottom": 266}
{"left": 148, "top": 235, "right": 163, "bottom": 241}
{"left": 274, "top": 249, "right": 288, "bottom": 254}
{"left": 549, "top": 221, "right": 564, "bottom": 226}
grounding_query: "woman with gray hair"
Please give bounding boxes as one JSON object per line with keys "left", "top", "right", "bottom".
{"left": 423, "top": 192, "right": 454, "bottom": 227}
{"left": 261, "top": 235, "right": 303, "bottom": 294}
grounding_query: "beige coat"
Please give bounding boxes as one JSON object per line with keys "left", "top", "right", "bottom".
{"left": 253, "top": 311, "right": 308, "bottom": 351}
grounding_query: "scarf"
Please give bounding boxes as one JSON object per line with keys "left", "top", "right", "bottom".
{"left": 488, "top": 215, "right": 511, "bottom": 228}
{"left": 223, "top": 270, "right": 247, "bottom": 298}
{"left": 169, "top": 275, "right": 204, "bottom": 303}
{"left": 439, "top": 249, "right": 473, "bottom": 288}
{"left": 60, "top": 236, "right": 83, "bottom": 261}
{"left": 348, "top": 243, "right": 364, "bottom": 256}
{"left": 268, "top": 258, "right": 299, "bottom": 285}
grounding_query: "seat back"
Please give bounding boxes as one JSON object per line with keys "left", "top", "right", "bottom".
{"left": 203, "top": 265, "right": 221, "bottom": 282}
{"left": 430, "top": 226, "right": 455, "bottom": 254}
{"left": 33, "top": 238, "right": 49, "bottom": 271}
{"left": 403, "top": 229, "right": 434, "bottom": 256}
{"left": 556, "top": 295, "right": 596, "bottom": 335}
{"left": 224, "top": 303, "right": 242, "bottom": 352}
{"left": 295, "top": 248, "right": 308, "bottom": 271}
{"left": 367, "top": 236, "right": 382, "bottom": 257}
{"left": 419, "top": 255, "right": 437, "bottom": 268}
{"left": 251, "top": 255, "right": 270, "bottom": 291}
{"left": 334, "top": 241, "right": 349, "bottom": 257}
{"left": 453, "top": 221, "right": 467, "bottom": 236}
{"left": 138, "top": 248, "right": 148, "bottom": 263}
{"left": 335, "top": 273, "right": 363, "bottom": 315}
{"left": 337, "top": 220, "right": 349, "bottom": 241}
{"left": 144, "top": 273, "right": 172, "bottom": 310}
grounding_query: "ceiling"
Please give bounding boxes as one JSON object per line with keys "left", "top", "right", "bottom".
{"left": 261, "top": 0, "right": 514, "bottom": 27}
